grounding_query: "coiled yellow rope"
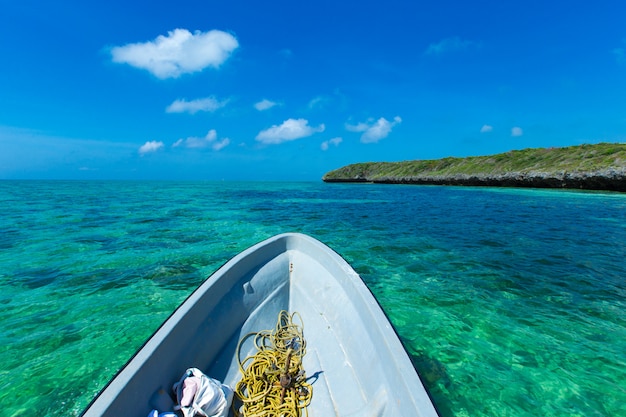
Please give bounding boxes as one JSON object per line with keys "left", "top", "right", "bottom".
{"left": 234, "top": 310, "right": 313, "bottom": 417}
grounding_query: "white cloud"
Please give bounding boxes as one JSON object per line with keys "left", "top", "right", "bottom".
{"left": 425, "top": 37, "right": 480, "bottom": 56}
{"left": 480, "top": 124, "right": 493, "bottom": 133}
{"left": 172, "top": 129, "right": 230, "bottom": 151}
{"left": 256, "top": 118, "right": 325, "bottom": 145}
{"left": 138, "top": 140, "right": 164, "bottom": 155}
{"left": 308, "top": 95, "right": 330, "bottom": 109}
{"left": 345, "top": 122, "right": 370, "bottom": 132}
{"left": 321, "top": 137, "right": 343, "bottom": 151}
{"left": 254, "top": 99, "right": 278, "bottom": 111}
{"left": 211, "top": 138, "right": 230, "bottom": 151}
{"left": 362, "top": 117, "right": 402, "bottom": 143}
{"left": 511, "top": 126, "right": 523, "bottom": 137}
{"left": 346, "top": 116, "right": 402, "bottom": 143}
{"left": 110, "top": 28, "right": 239, "bottom": 79}
{"left": 166, "top": 96, "right": 228, "bottom": 114}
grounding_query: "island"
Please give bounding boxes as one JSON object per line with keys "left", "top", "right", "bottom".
{"left": 322, "top": 143, "right": 626, "bottom": 192}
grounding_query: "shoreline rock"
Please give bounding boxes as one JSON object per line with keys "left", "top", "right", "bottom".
{"left": 323, "top": 168, "right": 626, "bottom": 192}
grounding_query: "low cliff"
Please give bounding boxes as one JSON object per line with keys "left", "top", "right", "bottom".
{"left": 322, "top": 143, "right": 626, "bottom": 192}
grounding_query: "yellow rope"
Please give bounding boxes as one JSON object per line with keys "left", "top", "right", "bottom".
{"left": 234, "top": 310, "right": 313, "bottom": 417}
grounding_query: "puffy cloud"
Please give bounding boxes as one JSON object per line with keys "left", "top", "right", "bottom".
{"left": 211, "top": 138, "right": 231, "bottom": 151}
{"left": 138, "top": 140, "right": 164, "bottom": 155}
{"left": 344, "top": 122, "right": 370, "bottom": 132}
{"left": 346, "top": 116, "right": 402, "bottom": 143}
{"left": 254, "top": 99, "right": 278, "bottom": 111}
{"left": 166, "top": 96, "right": 228, "bottom": 114}
{"left": 425, "top": 37, "right": 481, "bottom": 56}
{"left": 321, "top": 137, "right": 343, "bottom": 151}
{"left": 111, "top": 28, "right": 239, "bottom": 79}
{"left": 511, "top": 126, "right": 523, "bottom": 137}
{"left": 172, "top": 129, "right": 230, "bottom": 151}
{"left": 480, "top": 124, "right": 493, "bottom": 133}
{"left": 362, "top": 117, "right": 402, "bottom": 143}
{"left": 256, "top": 118, "right": 325, "bottom": 145}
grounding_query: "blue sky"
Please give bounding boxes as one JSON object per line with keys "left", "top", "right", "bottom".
{"left": 1, "top": 0, "right": 625, "bottom": 180}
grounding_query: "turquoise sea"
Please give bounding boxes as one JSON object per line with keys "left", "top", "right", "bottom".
{"left": 0, "top": 181, "right": 625, "bottom": 417}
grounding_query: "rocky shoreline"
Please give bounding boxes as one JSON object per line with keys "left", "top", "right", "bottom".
{"left": 323, "top": 168, "right": 626, "bottom": 192}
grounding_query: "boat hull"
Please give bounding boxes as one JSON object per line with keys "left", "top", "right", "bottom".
{"left": 82, "top": 233, "right": 439, "bottom": 417}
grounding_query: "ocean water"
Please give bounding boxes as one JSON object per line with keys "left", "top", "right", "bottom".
{"left": 0, "top": 180, "right": 624, "bottom": 417}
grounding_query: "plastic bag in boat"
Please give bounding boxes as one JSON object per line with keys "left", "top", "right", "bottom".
{"left": 172, "top": 368, "right": 233, "bottom": 417}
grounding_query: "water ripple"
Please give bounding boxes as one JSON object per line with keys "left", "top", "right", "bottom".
{"left": 0, "top": 181, "right": 624, "bottom": 417}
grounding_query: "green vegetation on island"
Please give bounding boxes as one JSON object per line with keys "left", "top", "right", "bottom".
{"left": 322, "top": 143, "right": 626, "bottom": 192}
